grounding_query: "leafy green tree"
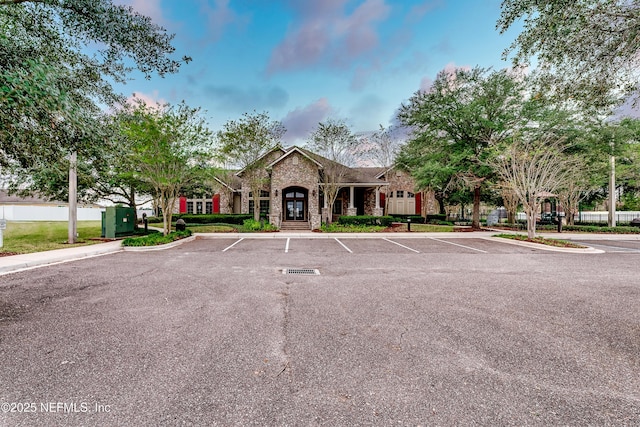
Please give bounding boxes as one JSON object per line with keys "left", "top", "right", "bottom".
{"left": 217, "top": 111, "right": 286, "bottom": 222}
{"left": 307, "top": 119, "right": 358, "bottom": 223}
{"left": 118, "top": 101, "right": 214, "bottom": 235}
{"left": 498, "top": 0, "right": 640, "bottom": 109}
{"left": 398, "top": 66, "right": 533, "bottom": 228}
{"left": 0, "top": 0, "right": 187, "bottom": 168}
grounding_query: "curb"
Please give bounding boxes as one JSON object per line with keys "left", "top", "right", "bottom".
{"left": 0, "top": 241, "right": 123, "bottom": 277}
{"left": 483, "top": 236, "right": 604, "bottom": 254}
{"left": 122, "top": 235, "right": 197, "bottom": 251}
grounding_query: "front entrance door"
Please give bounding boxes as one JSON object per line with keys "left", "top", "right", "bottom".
{"left": 284, "top": 188, "right": 307, "bottom": 221}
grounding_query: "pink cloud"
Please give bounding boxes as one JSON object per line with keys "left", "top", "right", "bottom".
{"left": 281, "top": 98, "right": 334, "bottom": 144}
{"left": 115, "top": 0, "right": 166, "bottom": 26}
{"left": 267, "top": 0, "right": 390, "bottom": 74}
{"left": 127, "top": 91, "right": 166, "bottom": 109}
{"left": 419, "top": 76, "right": 433, "bottom": 92}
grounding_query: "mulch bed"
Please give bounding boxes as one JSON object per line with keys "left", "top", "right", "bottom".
{"left": 0, "top": 252, "right": 19, "bottom": 257}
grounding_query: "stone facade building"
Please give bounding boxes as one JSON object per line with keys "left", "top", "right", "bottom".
{"left": 179, "top": 146, "right": 433, "bottom": 230}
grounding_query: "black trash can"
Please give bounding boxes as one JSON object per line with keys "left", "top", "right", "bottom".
{"left": 176, "top": 218, "right": 186, "bottom": 231}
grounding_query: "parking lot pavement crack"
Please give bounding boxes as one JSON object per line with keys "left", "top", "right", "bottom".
{"left": 274, "top": 285, "right": 292, "bottom": 382}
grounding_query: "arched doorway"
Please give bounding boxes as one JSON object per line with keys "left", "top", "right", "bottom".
{"left": 283, "top": 187, "right": 307, "bottom": 221}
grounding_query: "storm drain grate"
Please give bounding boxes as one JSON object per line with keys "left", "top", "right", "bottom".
{"left": 283, "top": 268, "right": 320, "bottom": 275}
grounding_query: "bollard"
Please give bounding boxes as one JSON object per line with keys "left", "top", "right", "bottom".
{"left": 407, "top": 218, "right": 411, "bottom": 232}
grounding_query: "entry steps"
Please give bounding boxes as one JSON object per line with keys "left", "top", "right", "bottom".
{"left": 280, "top": 221, "right": 311, "bottom": 231}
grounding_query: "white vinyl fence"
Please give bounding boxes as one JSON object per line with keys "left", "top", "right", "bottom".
{"left": 0, "top": 205, "right": 104, "bottom": 221}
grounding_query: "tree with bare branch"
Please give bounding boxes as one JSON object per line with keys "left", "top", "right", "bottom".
{"left": 494, "top": 136, "right": 578, "bottom": 239}
{"left": 307, "top": 119, "right": 358, "bottom": 224}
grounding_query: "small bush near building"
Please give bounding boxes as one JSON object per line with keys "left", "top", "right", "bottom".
{"left": 391, "top": 215, "right": 426, "bottom": 223}
{"left": 337, "top": 215, "right": 394, "bottom": 227}
{"left": 122, "top": 230, "right": 192, "bottom": 246}
{"left": 240, "top": 219, "right": 278, "bottom": 232}
{"left": 426, "top": 214, "right": 447, "bottom": 223}
{"left": 174, "top": 214, "right": 252, "bottom": 225}
{"left": 321, "top": 223, "right": 386, "bottom": 232}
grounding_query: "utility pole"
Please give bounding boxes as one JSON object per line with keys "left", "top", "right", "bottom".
{"left": 68, "top": 151, "right": 77, "bottom": 244}
{"left": 608, "top": 152, "right": 616, "bottom": 228}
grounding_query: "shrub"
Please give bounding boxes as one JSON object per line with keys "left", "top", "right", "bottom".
{"left": 122, "top": 230, "right": 192, "bottom": 246}
{"left": 321, "top": 223, "right": 386, "bottom": 232}
{"left": 240, "top": 219, "right": 278, "bottom": 232}
{"left": 537, "top": 224, "right": 640, "bottom": 233}
{"left": 426, "top": 214, "right": 447, "bottom": 222}
{"left": 391, "top": 215, "right": 426, "bottom": 224}
{"left": 173, "top": 214, "right": 252, "bottom": 225}
{"left": 337, "top": 215, "right": 394, "bottom": 227}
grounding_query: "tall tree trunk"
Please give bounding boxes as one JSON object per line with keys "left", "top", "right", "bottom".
{"left": 129, "top": 185, "right": 138, "bottom": 227}
{"left": 525, "top": 198, "right": 538, "bottom": 239}
{"left": 435, "top": 192, "right": 446, "bottom": 215}
{"left": 472, "top": 185, "right": 481, "bottom": 229}
{"left": 253, "top": 193, "right": 260, "bottom": 222}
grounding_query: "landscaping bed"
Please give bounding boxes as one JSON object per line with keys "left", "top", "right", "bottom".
{"left": 122, "top": 230, "right": 192, "bottom": 247}
{"left": 494, "top": 233, "right": 586, "bottom": 248}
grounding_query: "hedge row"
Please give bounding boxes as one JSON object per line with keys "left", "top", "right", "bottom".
{"left": 390, "top": 215, "right": 426, "bottom": 224}
{"left": 337, "top": 215, "right": 395, "bottom": 226}
{"left": 122, "top": 230, "right": 192, "bottom": 247}
{"left": 538, "top": 225, "right": 640, "bottom": 234}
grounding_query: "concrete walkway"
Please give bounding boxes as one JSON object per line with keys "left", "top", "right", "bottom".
{"left": 0, "top": 230, "right": 638, "bottom": 276}
{"left": 0, "top": 241, "right": 122, "bottom": 276}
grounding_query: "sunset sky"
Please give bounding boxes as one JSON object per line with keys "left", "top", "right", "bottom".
{"left": 114, "top": 0, "right": 525, "bottom": 143}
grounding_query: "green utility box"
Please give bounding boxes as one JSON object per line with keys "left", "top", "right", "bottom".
{"left": 102, "top": 206, "right": 136, "bottom": 238}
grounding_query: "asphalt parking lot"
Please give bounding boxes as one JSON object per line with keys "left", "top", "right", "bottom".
{"left": 1, "top": 236, "right": 639, "bottom": 425}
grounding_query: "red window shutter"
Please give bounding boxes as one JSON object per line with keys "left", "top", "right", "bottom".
{"left": 415, "top": 192, "right": 421, "bottom": 215}
{"left": 213, "top": 194, "right": 220, "bottom": 213}
{"left": 179, "top": 196, "right": 187, "bottom": 214}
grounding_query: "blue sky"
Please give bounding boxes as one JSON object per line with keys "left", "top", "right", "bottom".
{"left": 115, "top": 0, "right": 523, "bottom": 144}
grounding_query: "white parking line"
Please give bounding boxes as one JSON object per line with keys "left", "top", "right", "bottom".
{"left": 428, "top": 237, "right": 487, "bottom": 253}
{"left": 222, "top": 238, "right": 244, "bottom": 252}
{"left": 334, "top": 238, "right": 353, "bottom": 253}
{"left": 383, "top": 238, "right": 420, "bottom": 253}
{"left": 583, "top": 242, "right": 640, "bottom": 253}
{"left": 285, "top": 238, "right": 290, "bottom": 253}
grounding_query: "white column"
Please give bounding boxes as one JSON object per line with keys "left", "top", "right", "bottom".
{"left": 349, "top": 186, "right": 354, "bottom": 208}
{"left": 375, "top": 187, "right": 380, "bottom": 209}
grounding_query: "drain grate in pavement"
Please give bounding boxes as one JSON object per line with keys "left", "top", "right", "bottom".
{"left": 283, "top": 268, "right": 320, "bottom": 275}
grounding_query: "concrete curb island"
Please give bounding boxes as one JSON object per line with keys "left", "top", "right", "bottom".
{"left": 0, "top": 230, "right": 634, "bottom": 276}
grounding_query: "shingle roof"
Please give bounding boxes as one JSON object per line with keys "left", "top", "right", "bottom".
{"left": 0, "top": 189, "right": 62, "bottom": 205}
{"left": 295, "top": 146, "right": 387, "bottom": 184}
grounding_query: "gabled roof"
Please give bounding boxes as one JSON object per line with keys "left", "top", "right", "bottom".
{"left": 235, "top": 145, "right": 286, "bottom": 177}
{"left": 295, "top": 147, "right": 387, "bottom": 185}
{"left": 212, "top": 174, "right": 241, "bottom": 191}
{"left": 265, "top": 146, "right": 324, "bottom": 169}
{"left": 0, "top": 189, "right": 62, "bottom": 205}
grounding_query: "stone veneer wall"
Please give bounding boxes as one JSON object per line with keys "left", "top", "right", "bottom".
{"left": 269, "top": 151, "right": 320, "bottom": 229}
{"left": 240, "top": 150, "right": 283, "bottom": 216}
{"left": 383, "top": 169, "right": 437, "bottom": 216}
{"left": 218, "top": 190, "right": 233, "bottom": 214}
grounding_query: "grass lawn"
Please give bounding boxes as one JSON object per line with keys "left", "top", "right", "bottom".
{"left": 187, "top": 224, "right": 238, "bottom": 233}
{"left": 407, "top": 224, "right": 455, "bottom": 232}
{"left": 1, "top": 221, "right": 104, "bottom": 254}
